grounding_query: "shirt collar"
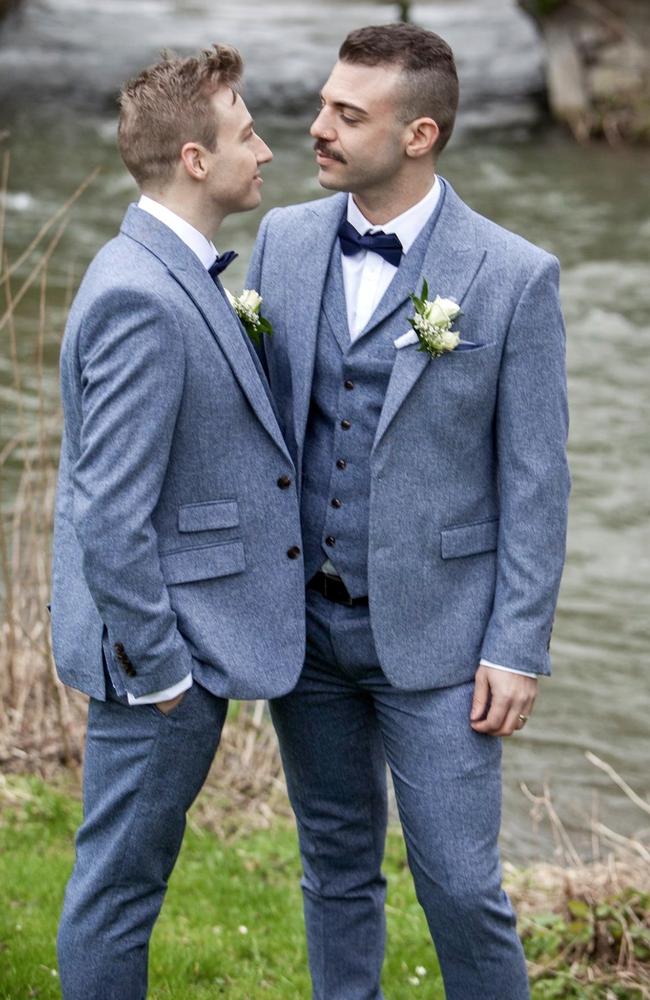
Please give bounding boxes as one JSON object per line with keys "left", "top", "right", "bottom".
{"left": 137, "top": 194, "right": 218, "bottom": 270}
{"left": 346, "top": 175, "right": 441, "bottom": 256}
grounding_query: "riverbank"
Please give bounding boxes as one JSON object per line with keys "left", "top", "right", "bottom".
{"left": 1, "top": 775, "right": 648, "bottom": 999}
{"left": 520, "top": 0, "right": 650, "bottom": 142}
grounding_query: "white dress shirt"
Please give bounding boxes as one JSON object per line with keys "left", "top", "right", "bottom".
{"left": 123, "top": 195, "right": 223, "bottom": 705}
{"left": 342, "top": 177, "right": 441, "bottom": 339}
{"left": 329, "top": 178, "right": 535, "bottom": 680}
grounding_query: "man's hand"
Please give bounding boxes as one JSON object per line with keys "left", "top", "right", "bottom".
{"left": 470, "top": 665, "right": 537, "bottom": 736}
{"left": 155, "top": 692, "right": 185, "bottom": 715}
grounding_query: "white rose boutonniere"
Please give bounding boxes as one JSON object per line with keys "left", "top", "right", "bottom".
{"left": 225, "top": 288, "right": 273, "bottom": 347}
{"left": 394, "top": 280, "right": 462, "bottom": 358}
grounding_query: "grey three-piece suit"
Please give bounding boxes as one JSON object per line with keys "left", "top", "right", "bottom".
{"left": 246, "top": 178, "right": 570, "bottom": 999}
{"left": 51, "top": 205, "right": 306, "bottom": 998}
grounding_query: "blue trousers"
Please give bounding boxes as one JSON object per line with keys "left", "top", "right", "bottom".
{"left": 57, "top": 678, "right": 228, "bottom": 1000}
{"left": 270, "top": 592, "right": 530, "bottom": 1000}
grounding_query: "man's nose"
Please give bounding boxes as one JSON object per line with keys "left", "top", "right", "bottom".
{"left": 310, "top": 109, "right": 335, "bottom": 140}
{"left": 255, "top": 133, "right": 273, "bottom": 164}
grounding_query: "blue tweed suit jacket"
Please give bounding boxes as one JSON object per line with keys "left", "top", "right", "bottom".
{"left": 51, "top": 205, "right": 305, "bottom": 702}
{"left": 247, "top": 179, "right": 571, "bottom": 687}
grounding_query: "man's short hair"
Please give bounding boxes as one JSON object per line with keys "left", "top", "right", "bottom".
{"left": 118, "top": 44, "right": 243, "bottom": 189}
{"left": 339, "top": 24, "right": 459, "bottom": 156}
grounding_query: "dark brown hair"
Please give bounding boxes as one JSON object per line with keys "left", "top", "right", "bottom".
{"left": 339, "top": 24, "right": 459, "bottom": 155}
{"left": 118, "top": 43, "right": 243, "bottom": 188}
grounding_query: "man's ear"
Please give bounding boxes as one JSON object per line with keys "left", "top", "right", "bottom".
{"left": 180, "top": 142, "right": 209, "bottom": 180}
{"left": 405, "top": 117, "right": 439, "bottom": 159}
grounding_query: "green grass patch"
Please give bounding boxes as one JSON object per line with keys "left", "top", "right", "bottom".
{"left": 0, "top": 777, "right": 440, "bottom": 999}
{"left": 3, "top": 776, "right": 646, "bottom": 998}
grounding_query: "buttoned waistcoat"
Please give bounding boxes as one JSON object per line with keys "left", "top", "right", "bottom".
{"left": 302, "top": 199, "right": 440, "bottom": 597}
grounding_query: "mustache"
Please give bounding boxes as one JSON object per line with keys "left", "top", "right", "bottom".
{"left": 314, "top": 140, "right": 347, "bottom": 164}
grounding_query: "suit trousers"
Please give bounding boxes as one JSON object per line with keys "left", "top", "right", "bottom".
{"left": 270, "top": 591, "right": 530, "bottom": 1000}
{"left": 57, "top": 677, "right": 228, "bottom": 1000}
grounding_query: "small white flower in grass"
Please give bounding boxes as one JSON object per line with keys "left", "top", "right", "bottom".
{"left": 415, "top": 965, "right": 427, "bottom": 976}
{"left": 408, "top": 975, "right": 420, "bottom": 985}
{"left": 238, "top": 924, "right": 249, "bottom": 935}
{"left": 51, "top": 969, "right": 59, "bottom": 977}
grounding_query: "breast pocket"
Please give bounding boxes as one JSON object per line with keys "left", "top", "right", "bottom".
{"left": 159, "top": 499, "right": 245, "bottom": 585}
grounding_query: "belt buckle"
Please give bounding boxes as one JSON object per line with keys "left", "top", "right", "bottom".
{"left": 321, "top": 573, "right": 337, "bottom": 602}
{"left": 322, "top": 572, "right": 353, "bottom": 606}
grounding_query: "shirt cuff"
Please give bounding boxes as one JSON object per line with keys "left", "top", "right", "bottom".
{"left": 479, "top": 659, "right": 538, "bottom": 679}
{"left": 126, "top": 672, "right": 193, "bottom": 706}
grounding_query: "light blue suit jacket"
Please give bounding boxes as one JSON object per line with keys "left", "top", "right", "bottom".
{"left": 51, "top": 205, "right": 305, "bottom": 701}
{"left": 247, "top": 180, "right": 570, "bottom": 686}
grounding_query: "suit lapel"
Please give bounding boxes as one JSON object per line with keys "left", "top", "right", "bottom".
{"left": 173, "top": 266, "right": 289, "bottom": 457}
{"left": 289, "top": 194, "right": 347, "bottom": 466}
{"left": 322, "top": 248, "right": 352, "bottom": 353}
{"left": 121, "top": 205, "right": 290, "bottom": 461}
{"left": 372, "top": 183, "right": 487, "bottom": 451}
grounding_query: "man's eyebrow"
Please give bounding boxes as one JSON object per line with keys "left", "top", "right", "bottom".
{"left": 320, "top": 93, "right": 369, "bottom": 118}
{"left": 240, "top": 117, "right": 254, "bottom": 135}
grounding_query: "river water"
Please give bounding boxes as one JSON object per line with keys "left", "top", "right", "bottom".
{"left": 1, "top": 0, "right": 649, "bottom": 862}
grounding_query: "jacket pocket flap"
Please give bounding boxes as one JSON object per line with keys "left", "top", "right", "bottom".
{"left": 440, "top": 518, "right": 498, "bottom": 559}
{"left": 178, "top": 500, "right": 239, "bottom": 532}
{"left": 160, "top": 541, "right": 245, "bottom": 585}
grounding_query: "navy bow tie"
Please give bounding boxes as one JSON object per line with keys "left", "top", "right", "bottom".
{"left": 208, "top": 250, "right": 238, "bottom": 281}
{"left": 337, "top": 219, "right": 403, "bottom": 268}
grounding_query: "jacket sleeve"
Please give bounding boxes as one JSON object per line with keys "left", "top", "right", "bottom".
{"left": 71, "top": 285, "right": 194, "bottom": 697}
{"left": 480, "top": 254, "right": 571, "bottom": 675}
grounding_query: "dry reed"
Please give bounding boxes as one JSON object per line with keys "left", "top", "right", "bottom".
{"left": 506, "top": 753, "right": 650, "bottom": 996}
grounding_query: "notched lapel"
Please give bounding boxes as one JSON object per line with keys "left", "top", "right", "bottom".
{"left": 373, "top": 190, "right": 488, "bottom": 451}
{"left": 174, "top": 266, "right": 289, "bottom": 458}
{"left": 121, "top": 205, "right": 289, "bottom": 460}
{"left": 322, "top": 250, "right": 352, "bottom": 353}
{"left": 290, "top": 195, "right": 347, "bottom": 462}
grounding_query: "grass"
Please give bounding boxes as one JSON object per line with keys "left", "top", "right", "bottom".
{"left": 0, "top": 776, "right": 440, "bottom": 1000}
{"left": 2, "top": 777, "right": 649, "bottom": 1000}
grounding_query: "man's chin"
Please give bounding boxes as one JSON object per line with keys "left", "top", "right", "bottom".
{"left": 237, "top": 191, "right": 263, "bottom": 213}
{"left": 317, "top": 169, "right": 346, "bottom": 192}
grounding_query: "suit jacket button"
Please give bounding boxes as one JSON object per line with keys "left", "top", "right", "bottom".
{"left": 277, "top": 474, "right": 292, "bottom": 489}
{"left": 325, "top": 536, "right": 336, "bottom": 547}
{"left": 287, "top": 545, "right": 301, "bottom": 559}
{"left": 340, "top": 419, "right": 351, "bottom": 430}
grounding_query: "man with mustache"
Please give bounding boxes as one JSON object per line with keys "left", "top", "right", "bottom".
{"left": 248, "top": 23, "right": 569, "bottom": 1000}
{"left": 51, "top": 44, "right": 304, "bottom": 998}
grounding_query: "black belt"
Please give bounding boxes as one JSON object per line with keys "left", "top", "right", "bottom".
{"left": 308, "top": 571, "right": 369, "bottom": 607}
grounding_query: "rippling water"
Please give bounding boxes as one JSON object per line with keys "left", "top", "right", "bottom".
{"left": 1, "top": 0, "right": 649, "bottom": 861}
